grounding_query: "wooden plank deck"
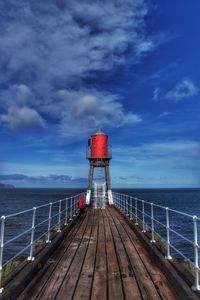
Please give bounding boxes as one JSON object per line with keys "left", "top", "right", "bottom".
{"left": 18, "top": 207, "right": 181, "bottom": 300}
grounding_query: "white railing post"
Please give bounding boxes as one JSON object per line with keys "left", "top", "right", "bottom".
{"left": 130, "top": 197, "right": 133, "bottom": 220}
{"left": 77, "top": 195, "right": 79, "bottom": 213}
{"left": 192, "top": 216, "right": 200, "bottom": 291}
{"left": 120, "top": 194, "right": 122, "bottom": 210}
{"left": 135, "top": 198, "right": 138, "bottom": 225}
{"left": 165, "top": 207, "right": 172, "bottom": 259}
{"left": 150, "top": 203, "right": 156, "bottom": 243}
{"left": 126, "top": 195, "right": 129, "bottom": 216}
{"left": 123, "top": 194, "right": 126, "bottom": 213}
{"left": 70, "top": 197, "right": 73, "bottom": 220}
{"left": 73, "top": 196, "right": 76, "bottom": 216}
{"left": 28, "top": 207, "right": 36, "bottom": 261}
{"left": 142, "top": 200, "right": 146, "bottom": 232}
{"left": 0, "top": 216, "right": 5, "bottom": 293}
{"left": 57, "top": 200, "right": 62, "bottom": 232}
{"left": 46, "top": 203, "right": 52, "bottom": 243}
{"left": 64, "top": 198, "right": 68, "bottom": 226}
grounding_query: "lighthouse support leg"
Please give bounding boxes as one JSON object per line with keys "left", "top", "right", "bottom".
{"left": 86, "top": 164, "right": 94, "bottom": 205}
{"left": 105, "top": 165, "right": 113, "bottom": 205}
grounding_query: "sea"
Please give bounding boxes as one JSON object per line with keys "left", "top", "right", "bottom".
{"left": 0, "top": 188, "right": 200, "bottom": 266}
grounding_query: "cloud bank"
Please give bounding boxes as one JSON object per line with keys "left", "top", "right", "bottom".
{"left": 114, "top": 140, "right": 200, "bottom": 169}
{"left": 0, "top": 174, "right": 87, "bottom": 185}
{"left": 0, "top": 0, "right": 152, "bottom": 135}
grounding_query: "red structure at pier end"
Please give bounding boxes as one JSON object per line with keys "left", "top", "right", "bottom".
{"left": 86, "top": 130, "right": 113, "bottom": 205}
{"left": 90, "top": 132, "right": 108, "bottom": 158}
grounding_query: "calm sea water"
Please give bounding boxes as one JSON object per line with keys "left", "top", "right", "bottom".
{"left": 0, "top": 188, "right": 200, "bottom": 265}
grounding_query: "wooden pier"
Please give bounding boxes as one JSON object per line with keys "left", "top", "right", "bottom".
{"left": 1, "top": 206, "right": 199, "bottom": 300}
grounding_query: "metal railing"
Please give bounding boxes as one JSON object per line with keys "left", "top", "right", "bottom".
{"left": 112, "top": 192, "right": 200, "bottom": 292}
{"left": 0, "top": 192, "right": 85, "bottom": 293}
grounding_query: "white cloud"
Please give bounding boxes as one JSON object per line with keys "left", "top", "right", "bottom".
{"left": 152, "top": 87, "right": 160, "bottom": 101}
{"left": 111, "top": 140, "right": 200, "bottom": 187}
{"left": 113, "top": 140, "right": 200, "bottom": 168}
{"left": 165, "top": 79, "right": 198, "bottom": 101}
{"left": 136, "top": 39, "right": 154, "bottom": 56}
{"left": 56, "top": 90, "right": 142, "bottom": 136}
{"left": 157, "top": 111, "right": 171, "bottom": 118}
{"left": 11, "top": 84, "right": 33, "bottom": 106}
{"left": 0, "top": 105, "right": 45, "bottom": 131}
{"left": 0, "top": 0, "right": 151, "bottom": 134}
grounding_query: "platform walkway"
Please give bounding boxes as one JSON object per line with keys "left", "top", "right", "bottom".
{"left": 13, "top": 206, "right": 183, "bottom": 300}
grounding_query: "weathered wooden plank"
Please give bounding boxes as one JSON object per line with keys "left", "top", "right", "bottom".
{"left": 119, "top": 209, "right": 200, "bottom": 300}
{"left": 73, "top": 209, "right": 99, "bottom": 300}
{"left": 10, "top": 206, "right": 197, "bottom": 300}
{"left": 105, "top": 208, "right": 142, "bottom": 300}
{"left": 18, "top": 210, "right": 87, "bottom": 300}
{"left": 108, "top": 207, "right": 161, "bottom": 300}
{"left": 102, "top": 209, "right": 124, "bottom": 300}
{"left": 35, "top": 209, "right": 91, "bottom": 299}
{"left": 91, "top": 209, "right": 107, "bottom": 300}
{"left": 113, "top": 208, "right": 179, "bottom": 300}
{"left": 56, "top": 209, "right": 95, "bottom": 299}
{"left": 1, "top": 210, "right": 85, "bottom": 300}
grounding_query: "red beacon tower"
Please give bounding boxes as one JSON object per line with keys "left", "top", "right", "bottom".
{"left": 86, "top": 129, "right": 113, "bottom": 205}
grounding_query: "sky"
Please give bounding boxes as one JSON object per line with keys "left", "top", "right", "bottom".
{"left": 0, "top": 0, "right": 199, "bottom": 188}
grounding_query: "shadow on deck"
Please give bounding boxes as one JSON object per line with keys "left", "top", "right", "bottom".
{"left": 1, "top": 206, "right": 199, "bottom": 300}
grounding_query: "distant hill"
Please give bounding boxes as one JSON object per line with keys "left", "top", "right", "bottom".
{"left": 0, "top": 182, "right": 15, "bottom": 188}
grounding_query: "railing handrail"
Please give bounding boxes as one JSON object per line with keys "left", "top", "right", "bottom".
{"left": 0, "top": 191, "right": 86, "bottom": 293}
{"left": 112, "top": 191, "right": 200, "bottom": 292}
{"left": 1, "top": 194, "right": 84, "bottom": 219}
{"left": 1, "top": 190, "right": 199, "bottom": 293}
{"left": 113, "top": 192, "right": 199, "bottom": 219}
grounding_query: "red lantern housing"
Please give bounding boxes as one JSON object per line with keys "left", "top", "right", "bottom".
{"left": 90, "top": 132, "right": 108, "bottom": 158}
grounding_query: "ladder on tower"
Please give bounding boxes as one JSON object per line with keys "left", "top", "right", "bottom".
{"left": 94, "top": 181, "right": 106, "bottom": 209}
{"left": 93, "top": 167, "right": 106, "bottom": 208}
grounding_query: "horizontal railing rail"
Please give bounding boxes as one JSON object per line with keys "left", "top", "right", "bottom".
{"left": 112, "top": 191, "right": 200, "bottom": 292}
{"left": 0, "top": 192, "right": 85, "bottom": 293}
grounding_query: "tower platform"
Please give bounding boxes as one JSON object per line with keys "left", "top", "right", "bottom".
{"left": 3, "top": 206, "right": 198, "bottom": 300}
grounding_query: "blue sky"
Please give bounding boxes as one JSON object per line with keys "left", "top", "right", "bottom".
{"left": 0, "top": 0, "right": 199, "bottom": 188}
